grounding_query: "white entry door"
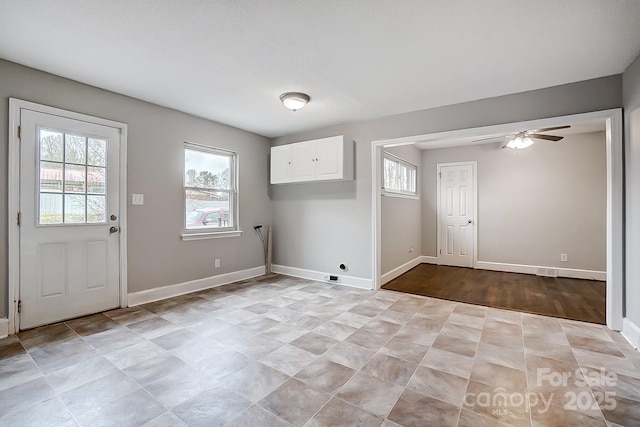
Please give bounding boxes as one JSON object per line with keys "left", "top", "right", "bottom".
{"left": 438, "top": 163, "right": 475, "bottom": 268}
{"left": 19, "top": 109, "right": 121, "bottom": 329}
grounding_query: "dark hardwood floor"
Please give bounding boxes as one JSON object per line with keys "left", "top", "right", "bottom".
{"left": 382, "top": 264, "right": 606, "bottom": 324}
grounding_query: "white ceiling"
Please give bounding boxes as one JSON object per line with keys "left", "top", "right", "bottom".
{"left": 1, "top": 1, "right": 639, "bottom": 138}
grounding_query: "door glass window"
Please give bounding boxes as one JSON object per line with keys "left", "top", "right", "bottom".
{"left": 38, "top": 128, "right": 107, "bottom": 225}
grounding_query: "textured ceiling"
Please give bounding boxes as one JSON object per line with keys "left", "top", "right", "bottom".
{"left": 1, "top": 1, "right": 639, "bottom": 138}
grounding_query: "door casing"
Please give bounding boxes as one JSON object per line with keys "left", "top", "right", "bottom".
{"left": 8, "top": 98, "right": 128, "bottom": 334}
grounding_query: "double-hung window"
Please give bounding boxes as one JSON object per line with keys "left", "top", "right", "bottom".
{"left": 183, "top": 142, "right": 238, "bottom": 239}
{"left": 383, "top": 152, "right": 418, "bottom": 197}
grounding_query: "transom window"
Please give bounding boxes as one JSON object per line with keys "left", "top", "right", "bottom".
{"left": 184, "top": 143, "right": 237, "bottom": 231}
{"left": 38, "top": 128, "right": 107, "bottom": 225}
{"left": 383, "top": 152, "right": 417, "bottom": 196}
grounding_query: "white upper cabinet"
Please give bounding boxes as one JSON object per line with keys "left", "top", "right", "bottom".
{"left": 270, "top": 135, "right": 353, "bottom": 184}
{"left": 270, "top": 145, "right": 293, "bottom": 183}
{"left": 292, "top": 141, "right": 316, "bottom": 181}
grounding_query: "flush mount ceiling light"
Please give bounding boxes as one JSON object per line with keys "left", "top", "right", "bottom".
{"left": 280, "top": 92, "right": 310, "bottom": 111}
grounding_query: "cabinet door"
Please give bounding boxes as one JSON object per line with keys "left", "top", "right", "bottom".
{"left": 291, "top": 142, "right": 316, "bottom": 182}
{"left": 315, "top": 136, "right": 343, "bottom": 180}
{"left": 270, "top": 145, "right": 293, "bottom": 183}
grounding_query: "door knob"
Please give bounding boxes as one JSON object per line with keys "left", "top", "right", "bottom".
{"left": 110, "top": 214, "right": 117, "bottom": 221}
{"left": 109, "top": 226, "right": 119, "bottom": 234}
{"left": 467, "top": 219, "right": 472, "bottom": 224}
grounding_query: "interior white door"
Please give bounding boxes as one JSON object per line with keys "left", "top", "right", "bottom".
{"left": 438, "top": 164, "right": 475, "bottom": 268}
{"left": 19, "top": 109, "right": 121, "bottom": 329}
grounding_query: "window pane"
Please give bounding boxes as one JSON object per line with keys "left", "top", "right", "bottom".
{"left": 64, "top": 194, "right": 86, "bottom": 223}
{"left": 65, "top": 164, "right": 86, "bottom": 193}
{"left": 65, "top": 134, "right": 86, "bottom": 164}
{"left": 39, "top": 193, "right": 63, "bottom": 224}
{"left": 384, "top": 158, "right": 397, "bottom": 190}
{"left": 40, "top": 161, "right": 63, "bottom": 192}
{"left": 185, "top": 189, "right": 231, "bottom": 228}
{"left": 399, "top": 164, "right": 416, "bottom": 192}
{"left": 40, "top": 130, "right": 63, "bottom": 162}
{"left": 87, "top": 167, "right": 106, "bottom": 194}
{"left": 399, "top": 164, "right": 408, "bottom": 191}
{"left": 87, "top": 138, "right": 107, "bottom": 166}
{"left": 185, "top": 149, "right": 231, "bottom": 189}
{"left": 407, "top": 168, "right": 416, "bottom": 192}
{"left": 87, "top": 195, "right": 106, "bottom": 223}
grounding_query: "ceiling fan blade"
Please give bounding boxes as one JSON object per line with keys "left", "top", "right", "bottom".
{"left": 532, "top": 125, "right": 570, "bottom": 133}
{"left": 472, "top": 135, "right": 511, "bottom": 143}
{"left": 530, "top": 134, "right": 564, "bottom": 142}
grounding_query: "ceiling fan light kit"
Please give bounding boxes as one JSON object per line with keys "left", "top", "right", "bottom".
{"left": 506, "top": 134, "right": 535, "bottom": 150}
{"left": 472, "top": 125, "right": 571, "bottom": 150}
{"left": 280, "top": 92, "right": 310, "bottom": 111}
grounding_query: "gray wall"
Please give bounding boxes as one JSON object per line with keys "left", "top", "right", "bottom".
{"left": 380, "top": 145, "right": 422, "bottom": 274}
{"left": 623, "top": 53, "right": 640, "bottom": 326}
{"left": 271, "top": 75, "right": 621, "bottom": 282}
{"left": 0, "top": 59, "right": 272, "bottom": 318}
{"left": 420, "top": 132, "right": 606, "bottom": 271}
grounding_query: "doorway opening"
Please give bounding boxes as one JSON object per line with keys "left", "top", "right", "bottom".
{"left": 371, "top": 109, "right": 623, "bottom": 330}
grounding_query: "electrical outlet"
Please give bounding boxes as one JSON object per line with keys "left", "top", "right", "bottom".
{"left": 131, "top": 194, "right": 144, "bottom": 205}
{"left": 215, "top": 259, "right": 221, "bottom": 268}
{"left": 561, "top": 254, "right": 568, "bottom": 262}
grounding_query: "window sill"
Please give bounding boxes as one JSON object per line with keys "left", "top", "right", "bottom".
{"left": 382, "top": 191, "right": 420, "bottom": 200}
{"left": 181, "top": 230, "right": 243, "bottom": 241}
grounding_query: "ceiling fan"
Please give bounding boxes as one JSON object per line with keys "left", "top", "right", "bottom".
{"left": 474, "top": 125, "right": 571, "bottom": 149}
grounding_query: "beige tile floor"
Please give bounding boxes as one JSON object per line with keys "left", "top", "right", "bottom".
{"left": 0, "top": 274, "right": 639, "bottom": 426}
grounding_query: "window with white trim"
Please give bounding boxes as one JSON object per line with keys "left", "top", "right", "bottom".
{"left": 184, "top": 143, "right": 237, "bottom": 232}
{"left": 383, "top": 152, "right": 417, "bottom": 196}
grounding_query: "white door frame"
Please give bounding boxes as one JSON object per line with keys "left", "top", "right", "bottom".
{"left": 371, "top": 108, "right": 624, "bottom": 330}
{"left": 436, "top": 161, "right": 478, "bottom": 268}
{"left": 7, "top": 98, "right": 128, "bottom": 334}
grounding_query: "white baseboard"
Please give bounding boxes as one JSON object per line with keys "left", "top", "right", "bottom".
{"left": 621, "top": 318, "right": 640, "bottom": 351}
{"left": 475, "top": 261, "right": 606, "bottom": 281}
{"left": 272, "top": 264, "right": 373, "bottom": 290}
{"left": 127, "top": 265, "right": 266, "bottom": 306}
{"left": 381, "top": 256, "right": 434, "bottom": 285}
{"left": 0, "top": 318, "right": 9, "bottom": 338}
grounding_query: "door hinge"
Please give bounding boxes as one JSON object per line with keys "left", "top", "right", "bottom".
{"left": 17, "top": 212, "right": 22, "bottom": 227}
{"left": 18, "top": 125, "right": 21, "bottom": 139}
{"left": 17, "top": 300, "right": 22, "bottom": 314}
{"left": 439, "top": 249, "right": 442, "bottom": 254}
